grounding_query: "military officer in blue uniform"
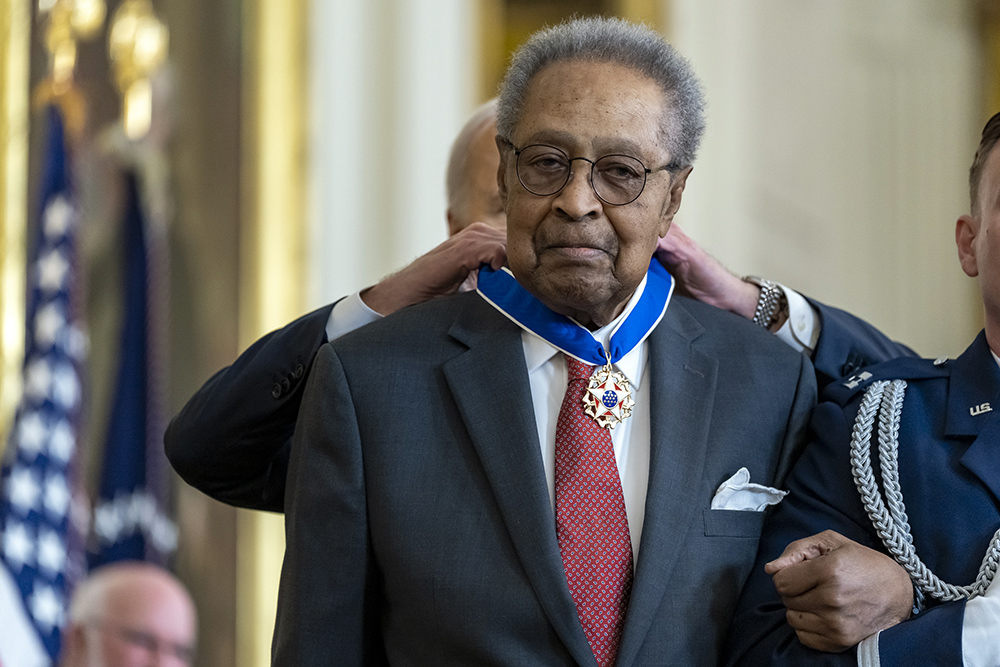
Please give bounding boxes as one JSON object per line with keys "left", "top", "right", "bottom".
{"left": 722, "top": 113, "right": 1000, "bottom": 665}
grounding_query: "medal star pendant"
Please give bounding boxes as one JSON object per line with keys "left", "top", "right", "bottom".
{"left": 582, "top": 364, "right": 634, "bottom": 430}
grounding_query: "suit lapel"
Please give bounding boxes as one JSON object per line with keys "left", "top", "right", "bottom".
{"left": 960, "top": 413, "right": 1000, "bottom": 502}
{"left": 617, "top": 302, "right": 718, "bottom": 667}
{"left": 442, "top": 299, "right": 595, "bottom": 666}
{"left": 947, "top": 333, "right": 1000, "bottom": 502}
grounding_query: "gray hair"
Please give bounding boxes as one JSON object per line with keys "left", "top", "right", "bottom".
{"left": 496, "top": 16, "right": 705, "bottom": 167}
{"left": 68, "top": 561, "right": 195, "bottom": 625}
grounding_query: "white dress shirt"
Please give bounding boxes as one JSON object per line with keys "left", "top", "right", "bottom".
{"left": 325, "top": 291, "right": 382, "bottom": 342}
{"left": 774, "top": 283, "right": 820, "bottom": 355}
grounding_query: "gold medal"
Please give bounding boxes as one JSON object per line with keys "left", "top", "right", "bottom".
{"left": 582, "top": 362, "right": 634, "bottom": 430}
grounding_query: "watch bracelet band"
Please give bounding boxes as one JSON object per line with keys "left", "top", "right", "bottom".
{"left": 743, "top": 276, "right": 783, "bottom": 329}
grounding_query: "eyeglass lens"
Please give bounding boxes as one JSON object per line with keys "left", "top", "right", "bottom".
{"left": 515, "top": 144, "right": 648, "bottom": 205}
{"left": 110, "top": 626, "right": 195, "bottom": 664}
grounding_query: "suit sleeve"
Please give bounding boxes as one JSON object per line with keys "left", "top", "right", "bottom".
{"left": 272, "top": 343, "right": 386, "bottom": 666}
{"left": 164, "top": 304, "right": 334, "bottom": 511}
{"left": 723, "top": 400, "right": 966, "bottom": 667}
{"left": 809, "top": 300, "right": 917, "bottom": 388}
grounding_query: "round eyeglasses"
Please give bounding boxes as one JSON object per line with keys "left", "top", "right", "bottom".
{"left": 512, "top": 143, "right": 675, "bottom": 206}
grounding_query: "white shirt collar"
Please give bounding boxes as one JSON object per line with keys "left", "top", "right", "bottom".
{"left": 522, "top": 274, "right": 650, "bottom": 388}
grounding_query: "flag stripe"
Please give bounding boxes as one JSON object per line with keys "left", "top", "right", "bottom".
{"left": 89, "top": 167, "right": 175, "bottom": 568}
{"left": 0, "top": 565, "right": 48, "bottom": 667}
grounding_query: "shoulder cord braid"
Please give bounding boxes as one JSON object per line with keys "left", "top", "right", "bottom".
{"left": 850, "top": 379, "right": 1000, "bottom": 602}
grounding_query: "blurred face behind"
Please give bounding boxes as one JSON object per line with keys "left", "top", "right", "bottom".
{"left": 77, "top": 572, "right": 196, "bottom": 667}
{"left": 957, "top": 142, "right": 1000, "bottom": 350}
{"left": 449, "top": 120, "right": 505, "bottom": 234}
{"left": 498, "top": 60, "right": 690, "bottom": 329}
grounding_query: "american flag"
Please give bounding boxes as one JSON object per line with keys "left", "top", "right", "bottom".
{"left": 89, "top": 166, "right": 175, "bottom": 568}
{"left": 0, "top": 106, "right": 86, "bottom": 666}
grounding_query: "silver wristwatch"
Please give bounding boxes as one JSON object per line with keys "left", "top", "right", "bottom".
{"left": 743, "top": 276, "right": 784, "bottom": 329}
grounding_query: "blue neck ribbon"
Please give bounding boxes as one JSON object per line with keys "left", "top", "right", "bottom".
{"left": 476, "top": 258, "right": 674, "bottom": 366}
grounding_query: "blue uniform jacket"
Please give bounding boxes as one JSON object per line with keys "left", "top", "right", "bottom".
{"left": 724, "top": 330, "right": 1000, "bottom": 666}
{"left": 809, "top": 300, "right": 916, "bottom": 383}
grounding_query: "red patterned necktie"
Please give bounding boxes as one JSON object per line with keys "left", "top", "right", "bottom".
{"left": 555, "top": 355, "right": 634, "bottom": 667}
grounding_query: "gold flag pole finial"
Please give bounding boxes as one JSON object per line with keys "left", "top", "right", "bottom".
{"left": 108, "top": 0, "right": 168, "bottom": 141}
{"left": 33, "top": 0, "right": 107, "bottom": 139}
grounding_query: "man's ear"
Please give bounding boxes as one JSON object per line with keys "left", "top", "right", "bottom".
{"left": 956, "top": 214, "right": 980, "bottom": 277}
{"left": 657, "top": 165, "right": 693, "bottom": 237}
{"left": 59, "top": 622, "right": 86, "bottom": 667}
{"left": 495, "top": 135, "right": 510, "bottom": 202}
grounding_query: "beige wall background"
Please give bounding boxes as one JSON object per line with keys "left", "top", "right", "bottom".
{"left": 2, "top": 1, "right": 997, "bottom": 666}
{"left": 673, "top": 0, "right": 983, "bottom": 358}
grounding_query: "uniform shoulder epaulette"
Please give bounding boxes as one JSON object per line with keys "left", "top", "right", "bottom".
{"left": 822, "top": 355, "right": 951, "bottom": 405}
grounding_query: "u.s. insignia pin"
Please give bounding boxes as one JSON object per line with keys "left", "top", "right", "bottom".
{"left": 582, "top": 364, "right": 634, "bottom": 429}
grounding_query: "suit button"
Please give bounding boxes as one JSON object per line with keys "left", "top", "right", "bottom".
{"left": 294, "top": 364, "right": 304, "bottom": 379}
{"left": 282, "top": 378, "right": 291, "bottom": 393}
{"left": 272, "top": 383, "right": 282, "bottom": 399}
{"left": 840, "top": 354, "right": 860, "bottom": 377}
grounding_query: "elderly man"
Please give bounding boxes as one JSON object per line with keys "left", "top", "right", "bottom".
{"left": 722, "top": 113, "right": 1000, "bottom": 665}
{"left": 165, "top": 101, "right": 505, "bottom": 511}
{"left": 272, "top": 17, "right": 814, "bottom": 666}
{"left": 59, "top": 562, "right": 196, "bottom": 667}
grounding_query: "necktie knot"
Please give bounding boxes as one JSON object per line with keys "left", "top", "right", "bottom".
{"left": 567, "top": 357, "right": 595, "bottom": 383}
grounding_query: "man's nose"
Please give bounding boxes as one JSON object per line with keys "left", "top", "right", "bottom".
{"left": 553, "top": 163, "right": 601, "bottom": 220}
{"left": 147, "top": 645, "right": 192, "bottom": 667}
{"left": 149, "top": 652, "right": 188, "bottom": 667}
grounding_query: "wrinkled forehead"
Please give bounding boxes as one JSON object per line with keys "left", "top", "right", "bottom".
{"left": 517, "top": 129, "right": 654, "bottom": 162}
{"left": 102, "top": 577, "right": 197, "bottom": 641}
{"left": 511, "top": 60, "right": 669, "bottom": 161}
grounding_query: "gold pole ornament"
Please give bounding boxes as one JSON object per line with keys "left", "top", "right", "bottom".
{"left": 33, "top": 0, "right": 106, "bottom": 140}
{"left": 107, "top": 0, "right": 168, "bottom": 141}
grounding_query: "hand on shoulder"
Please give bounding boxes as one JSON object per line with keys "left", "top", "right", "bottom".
{"left": 656, "top": 223, "right": 760, "bottom": 319}
{"left": 361, "top": 222, "right": 507, "bottom": 316}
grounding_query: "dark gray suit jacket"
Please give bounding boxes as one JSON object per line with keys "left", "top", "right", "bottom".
{"left": 272, "top": 291, "right": 816, "bottom": 666}
{"left": 164, "top": 291, "right": 910, "bottom": 515}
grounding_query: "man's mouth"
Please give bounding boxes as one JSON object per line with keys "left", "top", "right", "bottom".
{"left": 545, "top": 245, "right": 608, "bottom": 260}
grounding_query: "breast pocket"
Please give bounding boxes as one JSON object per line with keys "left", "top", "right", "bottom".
{"left": 703, "top": 508, "right": 766, "bottom": 538}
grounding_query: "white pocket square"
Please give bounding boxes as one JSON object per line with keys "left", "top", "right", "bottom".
{"left": 710, "top": 467, "right": 787, "bottom": 511}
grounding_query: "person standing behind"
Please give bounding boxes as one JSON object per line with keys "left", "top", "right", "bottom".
{"left": 164, "top": 101, "right": 506, "bottom": 511}
{"left": 59, "top": 562, "right": 196, "bottom": 667}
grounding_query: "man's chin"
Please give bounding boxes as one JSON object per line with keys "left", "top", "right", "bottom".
{"left": 527, "top": 272, "right": 623, "bottom": 323}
